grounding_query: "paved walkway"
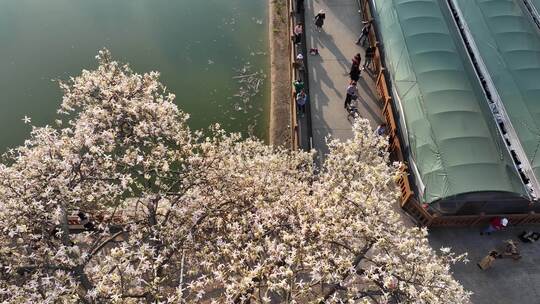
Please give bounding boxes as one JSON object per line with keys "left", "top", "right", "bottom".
{"left": 305, "top": 0, "right": 383, "bottom": 163}
{"left": 429, "top": 226, "right": 540, "bottom": 304}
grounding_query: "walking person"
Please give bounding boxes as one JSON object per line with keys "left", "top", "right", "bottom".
{"left": 293, "top": 79, "right": 304, "bottom": 94}
{"left": 294, "top": 22, "right": 303, "bottom": 45}
{"left": 296, "top": 89, "right": 307, "bottom": 117}
{"left": 295, "top": 53, "right": 305, "bottom": 71}
{"left": 314, "top": 10, "right": 326, "bottom": 32}
{"left": 344, "top": 81, "right": 358, "bottom": 109}
{"left": 356, "top": 20, "right": 373, "bottom": 46}
{"left": 363, "top": 46, "right": 375, "bottom": 70}
{"left": 349, "top": 53, "right": 361, "bottom": 81}
{"left": 352, "top": 53, "right": 362, "bottom": 66}
{"left": 480, "top": 217, "right": 509, "bottom": 235}
{"left": 350, "top": 62, "right": 361, "bottom": 82}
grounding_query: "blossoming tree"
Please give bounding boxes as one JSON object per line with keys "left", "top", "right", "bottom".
{"left": 0, "top": 50, "right": 470, "bottom": 303}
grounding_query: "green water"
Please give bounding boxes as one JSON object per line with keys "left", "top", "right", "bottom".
{"left": 0, "top": 0, "right": 270, "bottom": 152}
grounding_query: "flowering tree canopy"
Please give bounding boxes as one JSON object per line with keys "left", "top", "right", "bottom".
{"left": 0, "top": 50, "right": 470, "bottom": 303}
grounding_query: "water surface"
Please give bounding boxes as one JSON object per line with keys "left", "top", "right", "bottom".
{"left": 0, "top": 0, "right": 269, "bottom": 152}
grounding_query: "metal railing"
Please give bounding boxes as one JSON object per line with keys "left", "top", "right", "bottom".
{"left": 287, "top": 0, "right": 313, "bottom": 151}
{"left": 286, "top": 0, "right": 299, "bottom": 150}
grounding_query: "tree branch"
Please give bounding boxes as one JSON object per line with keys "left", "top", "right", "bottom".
{"left": 353, "top": 289, "right": 385, "bottom": 302}
{"left": 84, "top": 230, "right": 125, "bottom": 266}
{"left": 59, "top": 206, "right": 72, "bottom": 247}
{"left": 321, "top": 242, "right": 374, "bottom": 302}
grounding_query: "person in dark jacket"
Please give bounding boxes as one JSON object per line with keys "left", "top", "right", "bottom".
{"left": 293, "top": 22, "right": 303, "bottom": 44}
{"left": 350, "top": 53, "right": 362, "bottom": 81}
{"left": 314, "top": 10, "right": 326, "bottom": 32}
{"left": 356, "top": 20, "right": 372, "bottom": 46}
{"left": 352, "top": 53, "right": 361, "bottom": 66}
{"left": 296, "top": 89, "right": 307, "bottom": 117}
{"left": 350, "top": 63, "right": 361, "bottom": 82}
{"left": 363, "top": 46, "right": 376, "bottom": 70}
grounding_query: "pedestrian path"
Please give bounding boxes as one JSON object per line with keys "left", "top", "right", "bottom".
{"left": 429, "top": 225, "right": 540, "bottom": 304}
{"left": 305, "top": 0, "right": 383, "bottom": 163}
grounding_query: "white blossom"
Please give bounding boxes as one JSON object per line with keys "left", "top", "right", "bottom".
{"left": 0, "top": 49, "right": 470, "bottom": 304}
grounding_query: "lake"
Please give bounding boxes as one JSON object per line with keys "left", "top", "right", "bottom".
{"left": 0, "top": 0, "right": 269, "bottom": 152}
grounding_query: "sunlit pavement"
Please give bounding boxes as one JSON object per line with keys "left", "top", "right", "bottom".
{"left": 304, "top": 0, "right": 383, "bottom": 164}
{"left": 428, "top": 225, "right": 540, "bottom": 303}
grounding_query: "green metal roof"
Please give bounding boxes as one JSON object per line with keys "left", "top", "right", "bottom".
{"left": 454, "top": 0, "right": 540, "bottom": 191}
{"left": 372, "top": 0, "right": 529, "bottom": 204}
{"left": 531, "top": 0, "right": 540, "bottom": 13}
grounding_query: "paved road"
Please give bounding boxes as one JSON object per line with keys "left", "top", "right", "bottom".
{"left": 429, "top": 225, "right": 540, "bottom": 304}
{"left": 304, "top": 0, "right": 383, "bottom": 163}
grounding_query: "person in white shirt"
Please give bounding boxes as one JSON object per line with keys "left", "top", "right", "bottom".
{"left": 296, "top": 89, "right": 307, "bottom": 117}
{"left": 294, "top": 22, "right": 303, "bottom": 44}
{"left": 344, "top": 81, "right": 358, "bottom": 109}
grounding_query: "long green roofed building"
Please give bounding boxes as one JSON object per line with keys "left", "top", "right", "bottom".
{"left": 371, "top": 0, "right": 540, "bottom": 214}
{"left": 452, "top": 0, "right": 540, "bottom": 198}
